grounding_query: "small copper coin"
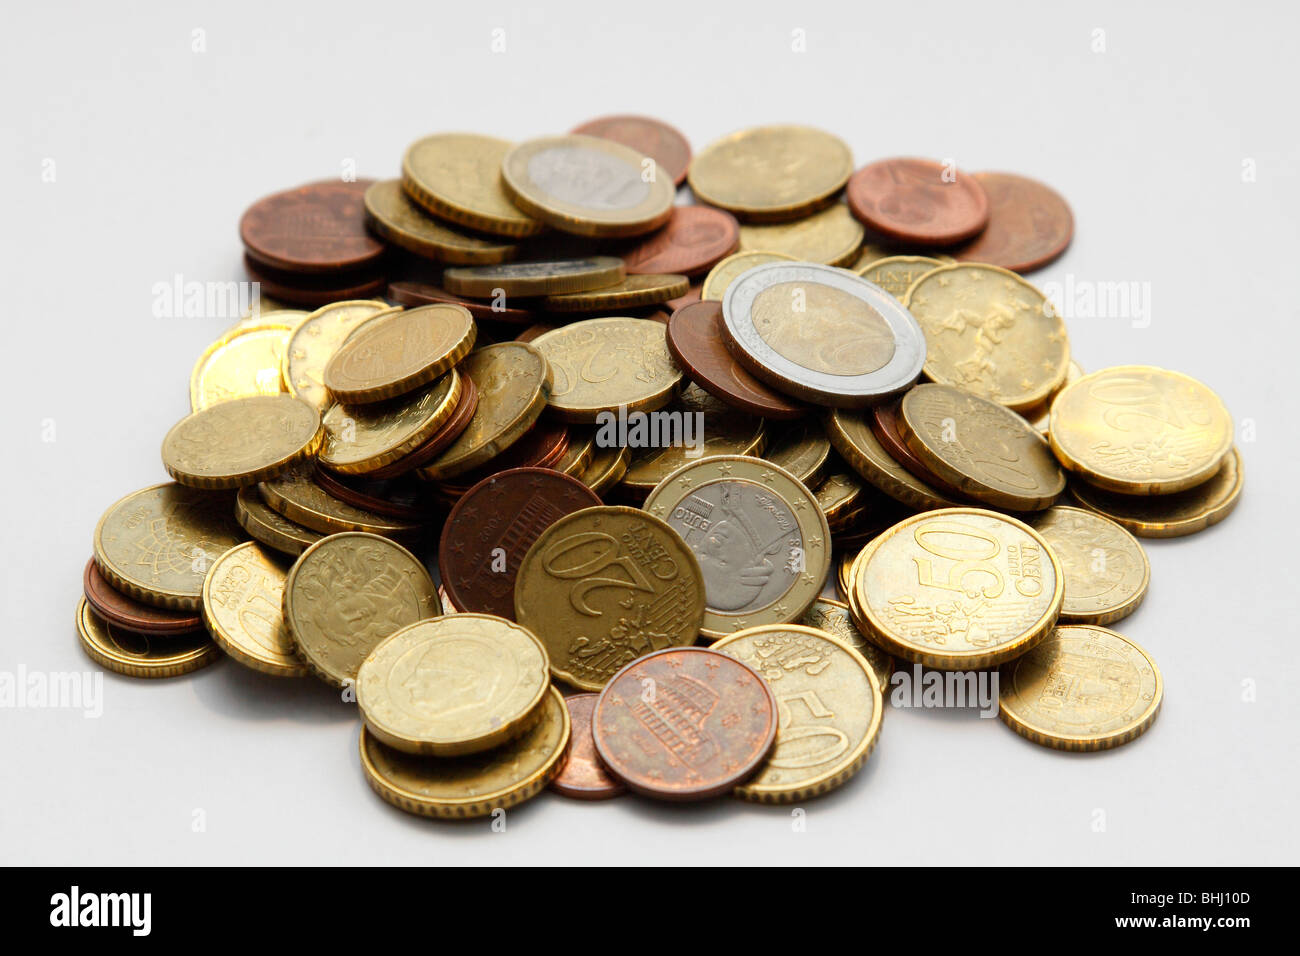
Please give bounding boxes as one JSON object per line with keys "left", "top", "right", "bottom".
{"left": 312, "top": 470, "right": 438, "bottom": 521}
{"left": 387, "top": 280, "right": 537, "bottom": 324}
{"left": 438, "top": 467, "right": 602, "bottom": 619}
{"left": 240, "top": 180, "right": 386, "bottom": 274}
{"left": 665, "top": 284, "right": 702, "bottom": 312}
{"left": 551, "top": 694, "right": 626, "bottom": 800}
{"left": 434, "top": 422, "right": 571, "bottom": 498}
{"left": 846, "top": 158, "right": 990, "bottom": 246}
{"left": 243, "top": 255, "right": 386, "bottom": 307}
{"left": 570, "top": 114, "right": 692, "bottom": 186}
{"left": 870, "top": 400, "right": 969, "bottom": 500}
{"left": 666, "top": 300, "right": 807, "bottom": 420}
{"left": 592, "top": 647, "right": 778, "bottom": 802}
{"left": 953, "top": 171, "right": 1074, "bottom": 273}
{"left": 620, "top": 206, "right": 739, "bottom": 277}
{"left": 82, "top": 558, "right": 202, "bottom": 635}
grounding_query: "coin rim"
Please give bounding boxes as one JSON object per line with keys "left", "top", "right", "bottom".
{"left": 77, "top": 597, "right": 217, "bottom": 679}
{"left": 322, "top": 304, "right": 477, "bottom": 404}
{"left": 201, "top": 541, "right": 307, "bottom": 677}
{"left": 162, "top": 394, "right": 324, "bottom": 490}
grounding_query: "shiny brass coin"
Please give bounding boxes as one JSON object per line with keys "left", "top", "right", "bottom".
{"left": 201, "top": 542, "right": 306, "bottom": 677}
{"left": 643, "top": 455, "right": 830, "bottom": 639}
{"left": 826, "top": 408, "right": 962, "bottom": 510}
{"left": 401, "top": 132, "right": 544, "bottom": 238}
{"left": 323, "top": 304, "right": 475, "bottom": 404}
{"left": 1048, "top": 365, "right": 1233, "bottom": 495}
{"left": 736, "top": 203, "right": 864, "bottom": 266}
{"left": 93, "top": 484, "right": 245, "bottom": 611}
{"left": 359, "top": 685, "right": 569, "bottom": 819}
{"left": 235, "top": 486, "right": 323, "bottom": 556}
{"left": 417, "top": 343, "right": 552, "bottom": 480}
{"left": 1024, "top": 358, "right": 1084, "bottom": 434}
{"left": 501, "top": 134, "right": 676, "bottom": 238}
{"left": 853, "top": 507, "right": 1063, "bottom": 670}
{"left": 904, "top": 263, "right": 1069, "bottom": 411}
{"left": 1070, "top": 446, "right": 1243, "bottom": 538}
{"left": 700, "top": 250, "right": 796, "bottom": 301}
{"left": 162, "top": 394, "right": 323, "bottom": 490}
{"left": 443, "top": 256, "right": 626, "bottom": 299}
{"left": 77, "top": 598, "right": 218, "bottom": 679}
{"left": 580, "top": 443, "right": 631, "bottom": 494}
{"left": 762, "top": 419, "right": 832, "bottom": 487}
{"left": 1030, "top": 506, "right": 1149, "bottom": 625}
{"left": 190, "top": 321, "right": 295, "bottom": 411}
{"left": 553, "top": 429, "right": 596, "bottom": 477}
{"left": 319, "top": 369, "right": 462, "bottom": 475}
{"left": 259, "top": 464, "right": 421, "bottom": 539}
{"left": 899, "top": 383, "right": 1065, "bottom": 511}
{"left": 225, "top": 302, "right": 302, "bottom": 334}
{"left": 357, "top": 614, "right": 550, "bottom": 756}
{"left": 283, "top": 531, "right": 439, "bottom": 687}
{"left": 836, "top": 552, "right": 856, "bottom": 602}
{"left": 689, "top": 125, "right": 853, "bottom": 222}
{"left": 999, "top": 624, "right": 1162, "bottom": 751}
{"left": 283, "top": 300, "right": 394, "bottom": 411}
{"left": 800, "top": 597, "right": 894, "bottom": 693}
{"left": 514, "top": 506, "right": 706, "bottom": 690}
{"left": 815, "top": 471, "right": 865, "bottom": 527}
{"left": 531, "top": 317, "right": 682, "bottom": 423}
{"left": 714, "top": 624, "right": 883, "bottom": 803}
{"left": 363, "top": 179, "right": 517, "bottom": 264}
{"left": 542, "top": 273, "right": 688, "bottom": 312}
{"left": 854, "top": 254, "right": 946, "bottom": 299}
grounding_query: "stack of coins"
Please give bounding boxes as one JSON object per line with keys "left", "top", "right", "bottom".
{"left": 82, "top": 115, "right": 1240, "bottom": 818}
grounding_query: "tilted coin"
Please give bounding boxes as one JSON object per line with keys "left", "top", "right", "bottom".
{"left": 201, "top": 542, "right": 307, "bottom": 677}
{"left": 323, "top": 304, "right": 475, "bottom": 404}
{"left": 998, "top": 625, "right": 1161, "bottom": 751}
{"left": 643, "top": 455, "right": 830, "bottom": 639}
{"left": 1030, "top": 506, "right": 1149, "bottom": 625}
{"left": 1023, "top": 358, "right": 1084, "bottom": 435}
{"left": 580, "top": 443, "right": 631, "bottom": 495}
{"left": 552, "top": 428, "right": 596, "bottom": 476}
{"left": 162, "top": 394, "right": 323, "bottom": 490}
{"left": 259, "top": 464, "right": 422, "bottom": 539}
{"left": 240, "top": 179, "right": 385, "bottom": 274}
{"left": 762, "top": 419, "right": 832, "bottom": 486}
{"left": 77, "top": 598, "right": 218, "bottom": 679}
{"left": 363, "top": 179, "right": 517, "bottom": 264}
{"left": 283, "top": 531, "right": 439, "bottom": 687}
{"left": 814, "top": 471, "right": 865, "bottom": 527}
{"left": 313, "top": 471, "right": 437, "bottom": 521}
{"left": 550, "top": 693, "right": 626, "bottom": 800}
{"left": 541, "top": 273, "right": 689, "bottom": 312}
{"left": 854, "top": 254, "right": 947, "bottom": 299}
{"left": 366, "top": 374, "right": 479, "bottom": 480}
{"left": 846, "top": 158, "right": 990, "bottom": 246}
{"left": 401, "top": 133, "right": 544, "bottom": 238}
{"left": 700, "top": 250, "right": 796, "bottom": 301}
{"left": 514, "top": 506, "right": 706, "bottom": 691}
{"left": 826, "top": 408, "right": 962, "bottom": 510}
{"left": 723, "top": 262, "right": 926, "bottom": 408}
{"left": 82, "top": 557, "right": 202, "bottom": 635}
{"left": 736, "top": 203, "right": 865, "bottom": 266}
{"left": 235, "top": 485, "right": 324, "bottom": 556}
{"left": 869, "top": 399, "right": 969, "bottom": 499}
{"left": 443, "top": 256, "right": 625, "bottom": 298}
{"left": 714, "top": 625, "right": 883, "bottom": 803}
{"left": 388, "top": 279, "right": 538, "bottom": 324}
{"left": 570, "top": 114, "right": 692, "bottom": 186}
{"left": 621, "top": 206, "right": 739, "bottom": 277}
{"left": 799, "top": 597, "right": 894, "bottom": 693}
{"left": 242, "top": 254, "right": 386, "bottom": 308}
{"left": 954, "top": 171, "right": 1074, "bottom": 273}
{"left": 319, "top": 369, "right": 462, "bottom": 474}
{"left": 432, "top": 422, "right": 570, "bottom": 495}
{"left": 357, "top": 614, "right": 550, "bottom": 756}
{"left": 189, "top": 321, "right": 294, "bottom": 411}
{"left": 1048, "top": 365, "right": 1233, "bottom": 495}
{"left": 282, "top": 299, "right": 393, "bottom": 410}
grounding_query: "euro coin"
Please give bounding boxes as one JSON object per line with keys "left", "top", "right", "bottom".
{"left": 201, "top": 542, "right": 306, "bottom": 677}
{"left": 854, "top": 254, "right": 947, "bottom": 299}
{"left": 549, "top": 693, "right": 626, "bottom": 800}
{"left": 189, "top": 320, "right": 294, "bottom": 411}
{"left": 735, "top": 203, "right": 864, "bottom": 266}
{"left": 259, "top": 464, "right": 422, "bottom": 539}
{"left": 318, "top": 369, "right": 462, "bottom": 475}
{"left": 323, "top": 304, "right": 475, "bottom": 404}
{"left": 846, "top": 158, "right": 990, "bottom": 246}
{"left": 363, "top": 179, "right": 517, "bottom": 264}
{"left": 240, "top": 179, "right": 385, "bottom": 274}
{"left": 541, "top": 273, "right": 688, "bottom": 312}
{"left": 799, "top": 597, "right": 894, "bottom": 693}
{"left": 162, "top": 394, "right": 323, "bottom": 489}
{"left": 1030, "top": 506, "right": 1149, "bottom": 625}
{"left": 443, "top": 256, "right": 625, "bottom": 298}
{"left": 401, "top": 132, "right": 544, "bottom": 238}
{"left": 953, "top": 171, "right": 1073, "bottom": 273}
{"left": 700, "top": 250, "right": 795, "bottom": 301}
{"left": 826, "top": 408, "right": 962, "bottom": 510}
{"left": 76, "top": 597, "right": 217, "bottom": 679}
{"left": 282, "top": 299, "right": 393, "bottom": 410}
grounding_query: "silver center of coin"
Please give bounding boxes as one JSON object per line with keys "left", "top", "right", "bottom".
{"left": 527, "top": 147, "right": 650, "bottom": 210}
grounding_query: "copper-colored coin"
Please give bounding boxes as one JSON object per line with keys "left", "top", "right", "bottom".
{"left": 311, "top": 471, "right": 438, "bottom": 522}
{"left": 551, "top": 693, "right": 626, "bottom": 800}
{"left": 846, "top": 158, "right": 990, "bottom": 246}
{"left": 570, "top": 114, "right": 692, "bottom": 186}
{"left": 620, "top": 207, "right": 739, "bottom": 277}
{"left": 240, "top": 180, "right": 385, "bottom": 274}
{"left": 82, "top": 558, "right": 203, "bottom": 635}
{"left": 363, "top": 375, "right": 479, "bottom": 479}
{"left": 952, "top": 171, "right": 1074, "bottom": 273}
{"left": 665, "top": 283, "right": 702, "bottom": 313}
{"left": 432, "top": 422, "right": 571, "bottom": 497}
{"left": 592, "top": 647, "right": 778, "bottom": 802}
{"left": 514, "top": 323, "right": 555, "bottom": 344}
{"left": 438, "top": 467, "right": 602, "bottom": 619}
{"left": 869, "top": 400, "right": 969, "bottom": 500}
{"left": 666, "top": 300, "right": 807, "bottom": 420}
{"left": 242, "top": 255, "right": 386, "bottom": 307}
{"left": 386, "top": 280, "right": 537, "bottom": 325}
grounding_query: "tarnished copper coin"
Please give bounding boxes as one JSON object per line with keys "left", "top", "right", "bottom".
{"left": 870, "top": 400, "right": 969, "bottom": 500}
{"left": 846, "top": 158, "right": 989, "bottom": 246}
{"left": 620, "top": 207, "right": 739, "bottom": 277}
{"left": 240, "top": 180, "right": 385, "bottom": 274}
{"left": 311, "top": 470, "right": 438, "bottom": 521}
{"left": 364, "top": 375, "right": 479, "bottom": 479}
{"left": 438, "top": 467, "right": 601, "bottom": 619}
{"left": 82, "top": 558, "right": 203, "bottom": 635}
{"left": 570, "top": 114, "right": 692, "bottom": 185}
{"left": 551, "top": 694, "right": 626, "bottom": 800}
{"left": 592, "top": 647, "right": 778, "bottom": 802}
{"left": 386, "top": 280, "right": 537, "bottom": 325}
{"left": 243, "top": 255, "right": 386, "bottom": 307}
{"left": 953, "top": 171, "right": 1074, "bottom": 273}
{"left": 666, "top": 300, "right": 807, "bottom": 420}
{"left": 431, "top": 422, "right": 571, "bottom": 498}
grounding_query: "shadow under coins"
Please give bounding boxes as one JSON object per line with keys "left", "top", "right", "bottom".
{"left": 190, "top": 657, "right": 356, "bottom": 725}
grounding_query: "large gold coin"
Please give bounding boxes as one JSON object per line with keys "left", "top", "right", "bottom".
{"left": 1030, "top": 506, "right": 1149, "bottom": 626}
{"left": 799, "top": 597, "right": 894, "bottom": 692}
{"left": 852, "top": 508, "right": 1063, "bottom": 669}
{"left": 514, "top": 506, "right": 706, "bottom": 690}
{"left": 643, "top": 456, "right": 830, "bottom": 639}
{"left": 283, "top": 300, "right": 393, "bottom": 411}
{"left": 689, "top": 125, "right": 853, "bottom": 222}
{"left": 235, "top": 485, "right": 323, "bottom": 556}
{"left": 826, "top": 408, "right": 961, "bottom": 510}
{"left": 323, "top": 304, "right": 475, "bottom": 404}
{"left": 359, "top": 685, "right": 569, "bottom": 819}
{"left": 201, "top": 542, "right": 306, "bottom": 677}
{"left": 318, "top": 370, "right": 462, "bottom": 475}
{"left": 357, "top": 614, "right": 549, "bottom": 756}
{"left": 763, "top": 419, "right": 832, "bottom": 487}
{"left": 162, "top": 394, "right": 323, "bottom": 490}
{"left": 93, "top": 483, "right": 245, "bottom": 610}
{"left": 736, "top": 203, "right": 864, "bottom": 266}
{"left": 401, "top": 133, "right": 544, "bottom": 238}
{"left": 999, "top": 624, "right": 1162, "bottom": 751}
{"left": 541, "top": 274, "right": 688, "bottom": 312}
{"left": 259, "top": 465, "right": 421, "bottom": 539}
{"left": 190, "top": 321, "right": 294, "bottom": 411}
{"left": 283, "top": 531, "right": 439, "bottom": 687}
{"left": 855, "top": 254, "right": 946, "bottom": 299}
{"left": 363, "top": 179, "right": 517, "bottom": 264}
{"left": 700, "top": 250, "right": 795, "bottom": 301}
{"left": 77, "top": 598, "right": 218, "bottom": 679}
{"left": 1048, "top": 365, "right": 1233, "bottom": 494}
{"left": 531, "top": 317, "right": 682, "bottom": 423}
{"left": 904, "top": 263, "right": 1069, "bottom": 411}
{"left": 713, "top": 625, "right": 882, "bottom": 803}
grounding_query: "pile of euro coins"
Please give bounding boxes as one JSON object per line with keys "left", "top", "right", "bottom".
{"left": 81, "top": 118, "right": 1241, "bottom": 817}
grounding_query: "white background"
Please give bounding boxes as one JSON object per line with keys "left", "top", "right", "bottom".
{"left": 2, "top": 1, "right": 1297, "bottom": 865}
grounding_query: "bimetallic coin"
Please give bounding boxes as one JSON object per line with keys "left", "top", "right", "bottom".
{"left": 550, "top": 693, "right": 626, "bottom": 800}
{"left": 323, "top": 304, "right": 475, "bottom": 404}
{"left": 235, "top": 486, "right": 324, "bottom": 556}
{"left": 443, "top": 256, "right": 625, "bottom": 299}
{"left": 827, "top": 408, "right": 962, "bottom": 510}
{"left": 736, "top": 203, "right": 865, "bottom": 266}
{"left": 621, "top": 206, "right": 739, "bottom": 277}
{"left": 82, "top": 558, "right": 202, "bottom": 635}
{"left": 77, "top": 598, "right": 217, "bottom": 679}
{"left": 762, "top": 419, "right": 832, "bottom": 487}
{"left": 189, "top": 322, "right": 293, "bottom": 411}
{"left": 201, "top": 542, "right": 306, "bottom": 677}
{"left": 363, "top": 179, "right": 517, "bottom": 264}
{"left": 999, "top": 625, "right": 1161, "bottom": 751}
{"left": 162, "top": 395, "right": 323, "bottom": 490}
{"left": 799, "top": 598, "right": 894, "bottom": 693}
{"left": 319, "top": 370, "right": 462, "bottom": 474}
{"left": 401, "top": 133, "right": 544, "bottom": 238}
{"left": 259, "top": 464, "right": 422, "bottom": 539}
{"left": 542, "top": 274, "right": 689, "bottom": 312}
{"left": 954, "top": 171, "right": 1074, "bottom": 273}
{"left": 570, "top": 114, "right": 692, "bottom": 186}
{"left": 700, "top": 250, "right": 796, "bottom": 301}
{"left": 854, "top": 255, "right": 947, "bottom": 300}
{"left": 282, "top": 300, "right": 393, "bottom": 410}
{"left": 240, "top": 180, "right": 385, "bottom": 274}
{"left": 846, "top": 158, "right": 990, "bottom": 246}
{"left": 1030, "top": 506, "right": 1149, "bottom": 626}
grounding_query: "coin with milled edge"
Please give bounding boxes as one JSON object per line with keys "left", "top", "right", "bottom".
{"left": 319, "top": 370, "right": 461, "bottom": 475}
{"left": 799, "top": 598, "right": 894, "bottom": 693}
{"left": 581, "top": 444, "right": 632, "bottom": 495}
{"left": 282, "top": 300, "right": 393, "bottom": 410}
{"left": 846, "top": 158, "right": 990, "bottom": 246}
{"left": 366, "top": 375, "right": 479, "bottom": 480}
{"left": 736, "top": 204, "right": 865, "bottom": 266}
{"left": 621, "top": 206, "right": 739, "bottom": 276}
{"left": 235, "top": 486, "right": 323, "bottom": 556}
{"left": 550, "top": 693, "right": 626, "bottom": 800}
{"left": 827, "top": 408, "right": 962, "bottom": 510}
{"left": 323, "top": 304, "right": 475, "bottom": 404}
{"left": 542, "top": 274, "right": 688, "bottom": 312}
{"left": 77, "top": 598, "right": 217, "bottom": 679}
{"left": 240, "top": 180, "right": 385, "bottom": 274}
{"left": 854, "top": 255, "right": 946, "bottom": 299}
{"left": 190, "top": 321, "right": 294, "bottom": 411}
{"left": 363, "top": 179, "right": 517, "bottom": 264}
{"left": 701, "top": 250, "right": 796, "bottom": 301}
{"left": 763, "top": 419, "right": 832, "bottom": 487}
{"left": 552, "top": 429, "right": 596, "bottom": 476}
{"left": 953, "top": 172, "right": 1074, "bottom": 273}
{"left": 570, "top": 114, "right": 692, "bottom": 186}
{"left": 1030, "top": 506, "right": 1149, "bottom": 625}
{"left": 202, "top": 542, "right": 307, "bottom": 677}
{"left": 162, "top": 395, "right": 322, "bottom": 490}
{"left": 260, "top": 464, "right": 422, "bottom": 539}
{"left": 401, "top": 133, "right": 544, "bottom": 238}
{"left": 82, "top": 558, "right": 202, "bottom": 635}
{"left": 814, "top": 471, "right": 864, "bottom": 526}
{"left": 444, "top": 256, "right": 626, "bottom": 299}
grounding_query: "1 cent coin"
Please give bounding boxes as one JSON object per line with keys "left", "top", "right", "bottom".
{"left": 550, "top": 693, "right": 626, "bottom": 800}
{"left": 846, "top": 158, "right": 990, "bottom": 246}
{"left": 82, "top": 558, "right": 203, "bottom": 635}
{"left": 240, "top": 180, "right": 385, "bottom": 274}
{"left": 570, "top": 114, "right": 692, "bottom": 186}
{"left": 620, "top": 206, "right": 739, "bottom": 276}
{"left": 953, "top": 171, "right": 1074, "bottom": 273}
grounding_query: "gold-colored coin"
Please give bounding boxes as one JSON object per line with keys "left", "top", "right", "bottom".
{"left": 800, "top": 597, "right": 894, "bottom": 693}
{"left": 514, "top": 506, "right": 706, "bottom": 690}
{"left": 762, "top": 419, "right": 832, "bottom": 487}
{"left": 700, "top": 250, "right": 796, "bottom": 301}
{"left": 93, "top": 483, "right": 245, "bottom": 610}
{"left": 77, "top": 598, "right": 218, "bottom": 679}
{"left": 580, "top": 443, "right": 631, "bottom": 494}
{"left": 1023, "top": 359, "right": 1084, "bottom": 434}
{"left": 359, "top": 685, "right": 570, "bottom": 819}
{"left": 235, "top": 486, "right": 323, "bottom": 556}
{"left": 643, "top": 455, "right": 830, "bottom": 639}
{"left": 999, "top": 624, "right": 1162, "bottom": 751}
{"left": 532, "top": 317, "right": 682, "bottom": 423}
{"left": 836, "top": 552, "right": 856, "bottom": 601}
{"left": 1070, "top": 446, "right": 1243, "bottom": 538}
{"left": 1048, "top": 365, "right": 1233, "bottom": 495}
{"left": 323, "top": 304, "right": 475, "bottom": 404}
{"left": 501, "top": 134, "right": 676, "bottom": 238}
{"left": 417, "top": 343, "right": 552, "bottom": 479}
{"left": 552, "top": 429, "right": 596, "bottom": 477}
{"left": 542, "top": 274, "right": 688, "bottom": 312}
{"left": 690, "top": 125, "right": 853, "bottom": 222}
{"left": 319, "top": 369, "right": 462, "bottom": 475}
{"left": 1030, "top": 506, "right": 1149, "bottom": 625}
{"left": 357, "top": 614, "right": 550, "bottom": 756}
{"left": 443, "top": 256, "right": 626, "bottom": 298}
{"left": 283, "top": 531, "right": 439, "bottom": 687}
{"left": 201, "top": 542, "right": 306, "bottom": 677}
{"left": 737, "top": 203, "right": 864, "bottom": 266}
{"left": 162, "top": 394, "right": 323, "bottom": 490}
{"left": 904, "top": 263, "right": 1069, "bottom": 411}
{"left": 363, "top": 179, "right": 517, "bottom": 264}
{"left": 401, "top": 132, "right": 544, "bottom": 238}
{"left": 855, "top": 254, "right": 946, "bottom": 299}
{"left": 899, "top": 383, "right": 1065, "bottom": 511}
{"left": 224, "top": 302, "right": 302, "bottom": 334}
{"left": 852, "top": 508, "right": 1063, "bottom": 669}
{"left": 189, "top": 321, "right": 294, "bottom": 411}
{"left": 814, "top": 471, "right": 865, "bottom": 527}
{"left": 259, "top": 464, "right": 421, "bottom": 539}
{"left": 825, "top": 408, "right": 961, "bottom": 510}
{"left": 283, "top": 300, "right": 394, "bottom": 411}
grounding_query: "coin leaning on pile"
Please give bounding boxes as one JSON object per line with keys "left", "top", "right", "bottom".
{"left": 79, "top": 115, "right": 1239, "bottom": 821}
